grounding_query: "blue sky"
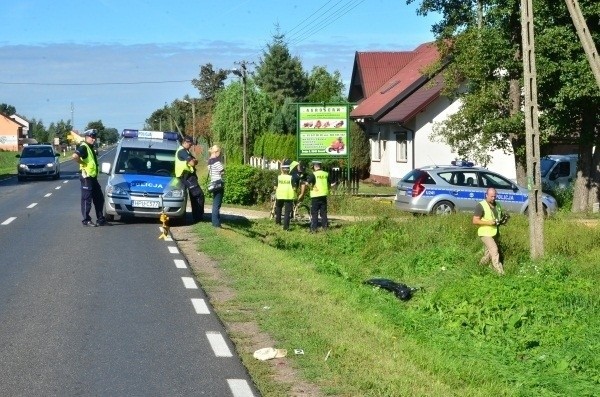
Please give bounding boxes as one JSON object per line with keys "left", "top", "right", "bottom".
{"left": 0, "top": 0, "right": 439, "bottom": 133}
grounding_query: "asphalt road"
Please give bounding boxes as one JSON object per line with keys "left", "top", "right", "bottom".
{"left": 0, "top": 151, "right": 258, "bottom": 397}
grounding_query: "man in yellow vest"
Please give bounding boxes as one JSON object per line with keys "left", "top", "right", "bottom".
{"left": 175, "top": 136, "right": 204, "bottom": 223}
{"left": 307, "top": 160, "right": 330, "bottom": 232}
{"left": 472, "top": 187, "right": 508, "bottom": 275}
{"left": 72, "top": 129, "right": 107, "bottom": 227}
{"left": 274, "top": 160, "right": 298, "bottom": 230}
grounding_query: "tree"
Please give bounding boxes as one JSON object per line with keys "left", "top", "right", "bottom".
{"left": 0, "top": 103, "right": 16, "bottom": 116}
{"left": 211, "top": 79, "right": 273, "bottom": 164}
{"left": 30, "top": 118, "right": 48, "bottom": 143}
{"left": 48, "top": 119, "right": 72, "bottom": 145}
{"left": 254, "top": 32, "right": 309, "bottom": 107}
{"left": 192, "top": 63, "right": 228, "bottom": 100}
{"left": 306, "top": 66, "right": 345, "bottom": 103}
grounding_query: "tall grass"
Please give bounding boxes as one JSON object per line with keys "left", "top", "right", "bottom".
{"left": 191, "top": 213, "right": 600, "bottom": 396}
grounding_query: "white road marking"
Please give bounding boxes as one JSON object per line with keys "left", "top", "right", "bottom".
{"left": 206, "top": 331, "right": 233, "bottom": 357}
{"left": 191, "top": 298, "right": 210, "bottom": 314}
{"left": 227, "top": 379, "right": 255, "bottom": 397}
{"left": 54, "top": 186, "right": 61, "bottom": 190}
{"left": 181, "top": 277, "right": 197, "bottom": 289}
{"left": 168, "top": 246, "right": 179, "bottom": 254}
{"left": 1, "top": 217, "right": 16, "bottom": 225}
{"left": 27, "top": 203, "right": 38, "bottom": 209}
{"left": 174, "top": 259, "right": 187, "bottom": 269}
{"left": 63, "top": 180, "right": 68, "bottom": 184}
{"left": 44, "top": 193, "right": 52, "bottom": 197}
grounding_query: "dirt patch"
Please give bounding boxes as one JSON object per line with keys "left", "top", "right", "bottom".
{"left": 171, "top": 224, "right": 322, "bottom": 397}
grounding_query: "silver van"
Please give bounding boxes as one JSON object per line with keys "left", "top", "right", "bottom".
{"left": 540, "top": 154, "right": 578, "bottom": 190}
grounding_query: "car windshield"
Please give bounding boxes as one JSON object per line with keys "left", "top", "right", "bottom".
{"left": 540, "top": 158, "right": 556, "bottom": 177}
{"left": 21, "top": 147, "right": 54, "bottom": 158}
{"left": 115, "top": 148, "right": 175, "bottom": 176}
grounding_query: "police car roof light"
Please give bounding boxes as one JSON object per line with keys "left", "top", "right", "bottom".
{"left": 121, "top": 129, "right": 179, "bottom": 141}
{"left": 451, "top": 160, "right": 475, "bottom": 167}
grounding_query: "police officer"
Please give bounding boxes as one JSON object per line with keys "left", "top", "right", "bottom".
{"left": 472, "top": 187, "right": 508, "bottom": 275}
{"left": 72, "top": 129, "right": 107, "bottom": 227}
{"left": 274, "top": 160, "right": 299, "bottom": 231}
{"left": 175, "top": 136, "right": 205, "bottom": 223}
{"left": 306, "top": 160, "right": 330, "bottom": 232}
{"left": 289, "top": 160, "right": 307, "bottom": 201}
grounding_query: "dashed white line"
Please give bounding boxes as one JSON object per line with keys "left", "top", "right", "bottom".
{"left": 1, "top": 217, "right": 16, "bottom": 225}
{"left": 168, "top": 246, "right": 179, "bottom": 254}
{"left": 181, "top": 277, "right": 198, "bottom": 289}
{"left": 174, "top": 259, "right": 187, "bottom": 269}
{"left": 227, "top": 379, "right": 255, "bottom": 397}
{"left": 54, "top": 186, "right": 61, "bottom": 190}
{"left": 27, "top": 203, "right": 38, "bottom": 209}
{"left": 191, "top": 298, "right": 210, "bottom": 314}
{"left": 44, "top": 193, "right": 52, "bottom": 197}
{"left": 62, "top": 180, "right": 68, "bottom": 184}
{"left": 206, "top": 331, "right": 233, "bottom": 357}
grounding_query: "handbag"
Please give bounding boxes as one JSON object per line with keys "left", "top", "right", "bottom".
{"left": 208, "top": 179, "right": 223, "bottom": 192}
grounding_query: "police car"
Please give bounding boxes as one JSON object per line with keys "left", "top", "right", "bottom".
{"left": 394, "top": 162, "right": 558, "bottom": 215}
{"left": 100, "top": 129, "right": 187, "bottom": 221}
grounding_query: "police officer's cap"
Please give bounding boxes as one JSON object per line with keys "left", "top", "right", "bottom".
{"left": 311, "top": 160, "right": 322, "bottom": 166}
{"left": 84, "top": 129, "right": 97, "bottom": 138}
{"left": 183, "top": 135, "right": 194, "bottom": 144}
{"left": 281, "top": 159, "right": 291, "bottom": 169}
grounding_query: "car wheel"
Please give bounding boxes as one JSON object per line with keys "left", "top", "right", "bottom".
{"left": 431, "top": 200, "right": 454, "bottom": 215}
{"left": 53, "top": 173, "right": 60, "bottom": 180}
{"left": 17, "top": 176, "right": 24, "bottom": 182}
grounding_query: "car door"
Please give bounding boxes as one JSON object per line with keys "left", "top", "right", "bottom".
{"left": 478, "top": 171, "right": 527, "bottom": 213}
{"left": 437, "top": 170, "right": 481, "bottom": 212}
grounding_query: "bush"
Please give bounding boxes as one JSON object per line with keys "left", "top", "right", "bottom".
{"left": 213, "top": 165, "right": 278, "bottom": 205}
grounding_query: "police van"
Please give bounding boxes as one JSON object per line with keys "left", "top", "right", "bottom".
{"left": 101, "top": 129, "right": 187, "bottom": 222}
{"left": 540, "top": 154, "right": 578, "bottom": 190}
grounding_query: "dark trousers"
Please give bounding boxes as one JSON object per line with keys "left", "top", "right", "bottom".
{"left": 310, "top": 196, "right": 328, "bottom": 232}
{"left": 181, "top": 173, "right": 205, "bottom": 222}
{"left": 211, "top": 187, "right": 224, "bottom": 227}
{"left": 275, "top": 199, "right": 293, "bottom": 230}
{"left": 80, "top": 176, "right": 105, "bottom": 222}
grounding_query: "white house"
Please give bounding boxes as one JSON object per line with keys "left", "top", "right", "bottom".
{"left": 348, "top": 42, "right": 516, "bottom": 185}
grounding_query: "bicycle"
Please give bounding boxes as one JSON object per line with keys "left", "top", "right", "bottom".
{"left": 269, "top": 192, "right": 312, "bottom": 224}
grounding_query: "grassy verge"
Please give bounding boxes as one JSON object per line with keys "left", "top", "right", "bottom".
{"left": 0, "top": 149, "right": 75, "bottom": 178}
{"left": 187, "top": 210, "right": 600, "bottom": 396}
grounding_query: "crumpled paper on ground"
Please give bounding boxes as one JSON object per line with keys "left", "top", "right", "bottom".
{"left": 253, "top": 347, "right": 288, "bottom": 361}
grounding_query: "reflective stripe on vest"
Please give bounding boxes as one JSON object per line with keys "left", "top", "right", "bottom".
{"left": 175, "top": 146, "right": 194, "bottom": 177}
{"left": 79, "top": 143, "right": 98, "bottom": 177}
{"left": 310, "top": 170, "right": 329, "bottom": 198}
{"left": 276, "top": 174, "right": 295, "bottom": 200}
{"left": 478, "top": 200, "right": 503, "bottom": 237}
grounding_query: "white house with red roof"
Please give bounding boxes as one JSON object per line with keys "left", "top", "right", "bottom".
{"left": 349, "top": 42, "right": 516, "bottom": 185}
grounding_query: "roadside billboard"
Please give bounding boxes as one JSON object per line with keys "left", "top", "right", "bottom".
{"left": 297, "top": 104, "right": 350, "bottom": 159}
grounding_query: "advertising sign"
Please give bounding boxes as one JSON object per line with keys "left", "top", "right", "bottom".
{"left": 297, "top": 104, "right": 349, "bottom": 158}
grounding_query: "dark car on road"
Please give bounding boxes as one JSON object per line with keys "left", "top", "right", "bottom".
{"left": 16, "top": 144, "right": 61, "bottom": 181}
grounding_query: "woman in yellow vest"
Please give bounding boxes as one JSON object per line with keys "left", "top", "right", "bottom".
{"left": 275, "top": 160, "right": 298, "bottom": 230}
{"left": 472, "top": 187, "right": 508, "bottom": 275}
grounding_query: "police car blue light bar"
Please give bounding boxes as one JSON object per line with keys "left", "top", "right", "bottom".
{"left": 451, "top": 160, "right": 475, "bottom": 167}
{"left": 121, "top": 129, "right": 179, "bottom": 141}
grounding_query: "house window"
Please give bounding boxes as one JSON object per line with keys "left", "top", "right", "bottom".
{"left": 370, "top": 133, "right": 381, "bottom": 161}
{"left": 395, "top": 132, "right": 407, "bottom": 162}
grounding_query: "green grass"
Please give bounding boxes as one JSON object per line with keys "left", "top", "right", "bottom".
{"left": 188, "top": 209, "right": 600, "bottom": 396}
{"left": 0, "top": 149, "right": 75, "bottom": 178}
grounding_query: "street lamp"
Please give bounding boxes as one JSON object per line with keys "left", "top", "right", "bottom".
{"left": 182, "top": 99, "right": 196, "bottom": 141}
{"left": 230, "top": 66, "right": 248, "bottom": 164}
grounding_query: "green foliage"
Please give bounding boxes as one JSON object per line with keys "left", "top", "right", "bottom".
{"left": 349, "top": 120, "right": 370, "bottom": 172}
{"left": 191, "top": 63, "right": 228, "bottom": 100}
{"left": 211, "top": 80, "right": 273, "bottom": 164}
{"left": 254, "top": 32, "right": 309, "bottom": 106}
{"left": 219, "top": 165, "right": 277, "bottom": 205}
{"left": 305, "top": 66, "right": 345, "bottom": 103}
{"left": 48, "top": 119, "right": 73, "bottom": 145}
{"left": 206, "top": 212, "right": 600, "bottom": 396}
{"left": 252, "top": 131, "right": 296, "bottom": 160}
{"left": 0, "top": 103, "right": 16, "bottom": 116}
{"left": 29, "top": 118, "right": 48, "bottom": 144}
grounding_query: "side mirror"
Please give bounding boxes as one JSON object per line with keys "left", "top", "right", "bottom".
{"left": 101, "top": 162, "right": 112, "bottom": 175}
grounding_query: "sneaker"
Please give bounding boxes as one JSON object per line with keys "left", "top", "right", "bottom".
{"left": 96, "top": 218, "right": 108, "bottom": 226}
{"left": 82, "top": 220, "right": 97, "bottom": 227}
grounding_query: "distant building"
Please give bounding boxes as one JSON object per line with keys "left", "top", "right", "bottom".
{"left": 0, "top": 113, "right": 28, "bottom": 151}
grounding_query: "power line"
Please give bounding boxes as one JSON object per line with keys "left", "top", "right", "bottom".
{"left": 0, "top": 79, "right": 191, "bottom": 86}
{"left": 284, "top": 0, "right": 336, "bottom": 36}
{"left": 285, "top": 0, "right": 347, "bottom": 43}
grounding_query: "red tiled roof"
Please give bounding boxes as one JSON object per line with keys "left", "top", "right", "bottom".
{"left": 350, "top": 42, "right": 442, "bottom": 121}
{"left": 350, "top": 52, "right": 416, "bottom": 99}
{"left": 378, "top": 73, "right": 444, "bottom": 123}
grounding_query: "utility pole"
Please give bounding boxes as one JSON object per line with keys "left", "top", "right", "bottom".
{"left": 521, "top": 0, "right": 544, "bottom": 258}
{"left": 232, "top": 60, "right": 254, "bottom": 164}
{"left": 565, "top": 0, "right": 600, "bottom": 90}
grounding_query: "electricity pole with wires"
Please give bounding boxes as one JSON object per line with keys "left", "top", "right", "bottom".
{"left": 231, "top": 60, "right": 254, "bottom": 164}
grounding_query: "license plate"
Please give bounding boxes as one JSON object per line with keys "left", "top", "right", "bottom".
{"left": 132, "top": 200, "right": 159, "bottom": 208}
{"left": 30, "top": 168, "right": 44, "bottom": 173}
